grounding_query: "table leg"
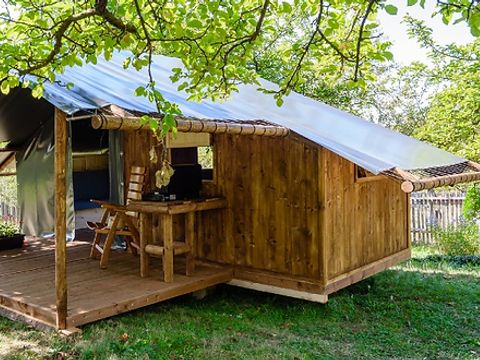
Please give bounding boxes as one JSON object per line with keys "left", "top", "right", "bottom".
{"left": 139, "top": 213, "right": 150, "bottom": 278}
{"left": 162, "top": 214, "right": 174, "bottom": 282}
{"left": 185, "top": 212, "right": 195, "bottom": 276}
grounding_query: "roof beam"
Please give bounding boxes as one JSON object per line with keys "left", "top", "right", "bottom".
{"left": 91, "top": 115, "right": 289, "bottom": 137}
{"left": 400, "top": 170, "right": 480, "bottom": 193}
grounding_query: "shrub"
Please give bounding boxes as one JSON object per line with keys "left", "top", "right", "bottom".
{"left": 0, "top": 219, "right": 19, "bottom": 237}
{"left": 433, "top": 222, "right": 480, "bottom": 256}
{"left": 463, "top": 184, "right": 480, "bottom": 221}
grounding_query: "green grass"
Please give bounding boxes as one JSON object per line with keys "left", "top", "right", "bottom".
{"left": 1, "top": 246, "right": 479, "bottom": 360}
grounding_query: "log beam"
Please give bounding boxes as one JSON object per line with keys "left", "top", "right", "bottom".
{"left": 91, "top": 115, "right": 289, "bottom": 137}
{"left": 54, "top": 108, "right": 68, "bottom": 330}
{"left": 401, "top": 171, "right": 480, "bottom": 193}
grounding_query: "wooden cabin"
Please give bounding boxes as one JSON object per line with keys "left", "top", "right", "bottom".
{"left": 119, "top": 125, "right": 410, "bottom": 301}
{"left": 1, "top": 51, "right": 479, "bottom": 332}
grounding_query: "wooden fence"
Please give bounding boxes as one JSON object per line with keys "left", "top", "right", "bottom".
{"left": 410, "top": 190, "right": 466, "bottom": 244}
{"left": 0, "top": 201, "right": 18, "bottom": 221}
{"left": 0, "top": 192, "right": 468, "bottom": 244}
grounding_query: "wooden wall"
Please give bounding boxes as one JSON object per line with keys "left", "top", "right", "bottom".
{"left": 197, "top": 133, "right": 324, "bottom": 280}
{"left": 123, "top": 130, "right": 167, "bottom": 245}
{"left": 322, "top": 150, "right": 409, "bottom": 280}
{"left": 122, "top": 130, "right": 409, "bottom": 289}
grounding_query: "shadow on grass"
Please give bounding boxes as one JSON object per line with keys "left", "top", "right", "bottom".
{"left": 71, "top": 265, "right": 480, "bottom": 360}
{"left": 407, "top": 254, "right": 480, "bottom": 268}
{"left": 0, "top": 262, "right": 479, "bottom": 359}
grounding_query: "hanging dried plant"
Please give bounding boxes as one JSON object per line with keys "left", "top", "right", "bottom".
{"left": 155, "top": 160, "right": 175, "bottom": 188}
{"left": 149, "top": 146, "right": 158, "bottom": 164}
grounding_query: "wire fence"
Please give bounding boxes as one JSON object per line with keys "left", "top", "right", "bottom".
{"left": 410, "top": 190, "right": 466, "bottom": 244}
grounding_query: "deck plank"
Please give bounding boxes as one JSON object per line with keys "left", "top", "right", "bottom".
{"left": 0, "top": 237, "right": 232, "bottom": 330}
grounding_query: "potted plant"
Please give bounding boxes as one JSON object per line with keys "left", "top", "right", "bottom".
{"left": 0, "top": 219, "right": 24, "bottom": 251}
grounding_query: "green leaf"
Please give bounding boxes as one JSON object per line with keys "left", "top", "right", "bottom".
{"left": 469, "top": 13, "right": 480, "bottom": 37}
{"left": 31, "top": 85, "right": 44, "bottom": 98}
{"left": 149, "top": 119, "right": 159, "bottom": 130}
{"left": 275, "top": 96, "right": 284, "bottom": 107}
{"left": 281, "top": 2, "right": 293, "bottom": 14}
{"left": 470, "top": 26, "right": 480, "bottom": 37}
{"left": 188, "top": 19, "right": 203, "bottom": 28}
{"left": 407, "top": 0, "right": 417, "bottom": 6}
{"left": 177, "top": 82, "right": 189, "bottom": 91}
{"left": 385, "top": 5, "right": 398, "bottom": 15}
{"left": 86, "top": 54, "right": 97, "bottom": 65}
{"left": 135, "top": 86, "right": 146, "bottom": 97}
{"left": 383, "top": 51, "right": 394, "bottom": 61}
{"left": 140, "top": 115, "right": 152, "bottom": 125}
{"left": 0, "top": 81, "right": 10, "bottom": 95}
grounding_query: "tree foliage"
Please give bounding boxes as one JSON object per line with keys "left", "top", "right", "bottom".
{"left": 0, "top": 1, "right": 390, "bottom": 104}
{"left": 352, "top": 62, "right": 435, "bottom": 135}
{"left": 404, "top": 17, "right": 480, "bottom": 161}
{"left": 415, "top": 70, "right": 480, "bottom": 161}
{"left": 0, "top": 0, "right": 477, "bottom": 126}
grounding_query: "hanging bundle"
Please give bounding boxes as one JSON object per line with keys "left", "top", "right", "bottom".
{"left": 155, "top": 160, "right": 175, "bottom": 188}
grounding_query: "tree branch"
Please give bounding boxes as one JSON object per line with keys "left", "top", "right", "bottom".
{"left": 354, "top": 0, "right": 376, "bottom": 81}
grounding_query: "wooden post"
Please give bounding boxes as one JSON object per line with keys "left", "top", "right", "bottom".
{"left": 185, "top": 212, "right": 195, "bottom": 276}
{"left": 162, "top": 214, "right": 174, "bottom": 283}
{"left": 139, "top": 213, "right": 151, "bottom": 278}
{"left": 54, "top": 108, "right": 68, "bottom": 330}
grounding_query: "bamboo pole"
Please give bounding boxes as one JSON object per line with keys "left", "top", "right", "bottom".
{"left": 401, "top": 171, "right": 480, "bottom": 193}
{"left": 54, "top": 108, "right": 68, "bottom": 330}
{"left": 468, "top": 161, "right": 480, "bottom": 171}
{"left": 91, "top": 115, "right": 289, "bottom": 137}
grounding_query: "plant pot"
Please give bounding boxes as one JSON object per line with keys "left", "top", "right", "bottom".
{"left": 0, "top": 234, "right": 25, "bottom": 251}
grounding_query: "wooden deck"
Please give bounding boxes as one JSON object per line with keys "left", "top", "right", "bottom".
{"left": 0, "top": 235, "right": 232, "bottom": 330}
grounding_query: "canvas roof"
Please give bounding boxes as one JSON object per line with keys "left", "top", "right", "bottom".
{"left": 31, "top": 51, "right": 465, "bottom": 174}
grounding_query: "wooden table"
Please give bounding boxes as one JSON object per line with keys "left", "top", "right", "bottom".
{"left": 127, "top": 198, "right": 227, "bottom": 282}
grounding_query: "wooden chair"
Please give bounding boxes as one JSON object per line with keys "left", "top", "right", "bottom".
{"left": 89, "top": 166, "right": 147, "bottom": 269}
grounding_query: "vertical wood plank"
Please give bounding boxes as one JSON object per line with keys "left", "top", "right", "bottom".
{"left": 319, "top": 148, "right": 328, "bottom": 287}
{"left": 406, "top": 193, "right": 411, "bottom": 249}
{"left": 273, "top": 136, "right": 287, "bottom": 273}
{"left": 54, "top": 108, "right": 68, "bottom": 330}
{"left": 139, "top": 213, "right": 151, "bottom": 277}
{"left": 185, "top": 212, "right": 195, "bottom": 276}
{"left": 162, "top": 214, "right": 174, "bottom": 282}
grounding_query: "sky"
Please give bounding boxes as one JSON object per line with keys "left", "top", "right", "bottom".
{"left": 377, "top": 0, "right": 474, "bottom": 64}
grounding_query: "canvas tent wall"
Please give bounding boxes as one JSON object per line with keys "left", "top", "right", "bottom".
{"left": 0, "top": 89, "right": 73, "bottom": 237}
{"left": 0, "top": 88, "right": 123, "bottom": 237}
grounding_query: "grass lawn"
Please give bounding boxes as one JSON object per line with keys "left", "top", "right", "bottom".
{"left": 0, "top": 246, "right": 479, "bottom": 360}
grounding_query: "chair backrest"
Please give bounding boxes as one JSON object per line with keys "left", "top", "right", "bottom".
{"left": 125, "top": 165, "right": 147, "bottom": 218}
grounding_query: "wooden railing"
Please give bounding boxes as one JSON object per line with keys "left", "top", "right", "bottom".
{"left": 410, "top": 190, "right": 466, "bottom": 244}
